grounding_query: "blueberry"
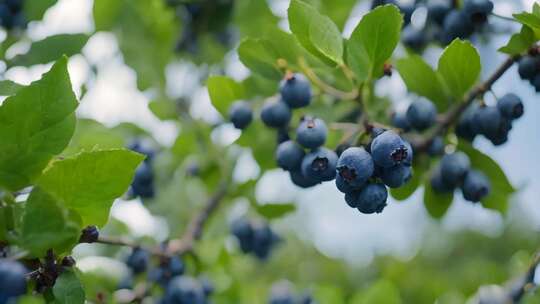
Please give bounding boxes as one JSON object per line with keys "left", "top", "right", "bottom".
{"left": 79, "top": 225, "right": 99, "bottom": 243}
{"left": 168, "top": 256, "right": 185, "bottom": 277}
{"left": 497, "top": 93, "right": 523, "bottom": 120}
{"left": 229, "top": 101, "right": 253, "bottom": 129}
{"left": 381, "top": 165, "right": 412, "bottom": 188}
{"left": 427, "top": 136, "right": 445, "bottom": 156}
{"left": 165, "top": 276, "right": 206, "bottom": 304}
{"left": 532, "top": 74, "right": 540, "bottom": 92}
{"left": 518, "top": 56, "right": 539, "bottom": 80}
{"left": 485, "top": 118, "right": 512, "bottom": 146}
{"left": 336, "top": 147, "right": 374, "bottom": 188}
{"left": 0, "top": 260, "right": 27, "bottom": 303}
{"left": 200, "top": 277, "right": 214, "bottom": 296}
{"left": 472, "top": 106, "right": 503, "bottom": 138}
{"left": 126, "top": 248, "right": 150, "bottom": 274}
{"left": 277, "top": 128, "right": 290, "bottom": 144}
{"left": 298, "top": 293, "right": 315, "bottom": 304}
{"left": 391, "top": 111, "right": 411, "bottom": 131}
{"left": 296, "top": 117, "right": 328, "bottom": 149}
{"left": 348, "top": 183, "right": 388, "bottom": 214}
{"left": 276, "top": 140, "right": 305, "bottom": 171}
{"left": 370, "top": 130, "right": 409, "bottom": 168}
{"left": 279, "top": 73, "right": 311, "bottom": 109}
{"left": 440, "top": 152, "right": 470, "bottom": 187}
{"left": 231, "top": 218, "right": 254, "bottom": 253}
{"left": 128, "top": 140, "right": 155, "bottom": 163}
{"left": 301, "top": 148, "right": 338, "bottom": 182}
{"left": 261, "top": 99, "right": 291, "bottom": 128}
{"left": 403, "top": 140, "right": 413, "bottom": 167}
{"left": 289, "top": 170, "right": 319, "bottom": 188}
{"left": 456, "top": 104, "right": 479, "bottom": 141}
{"left": 430, "top": 166, "right": 455, "bottom": 193}
{"left": 427, "top": 0, "right": 452, "bottom": 25}
{"left": 371, "top": 127, "right": 386, "bottom": 138}
{"left": 399, "top": 4, "right": 416, "bottom": 26}
{"left": 442, "top": 10, "right": 473, "bottom": 43}
{"left": 402, "top": 26, "right": 426, "bottom": 52}
{"left": 463, "top": 0, "right": 493, "bottom": 25}
{"left": 406, "top": 99, "right": 437, "bottom": 130}
{"left": 131, "top": 162, "right": 155, "bottom": 199}
{"left": 335, "top": 174, "right": 358, "bottom": 194}
{"left": 461, "top": 170, "right": 490, "bottom": 202}
{"left": 252, "top": 224, "right": 274, "bottom": 260}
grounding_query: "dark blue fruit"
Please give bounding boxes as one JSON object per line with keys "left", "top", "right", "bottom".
{"left": 165, "top": 276, "right": 206, "bottom": 304}
{"left": 427, "top": 0, "right": 452, "bottom": 25}
{"left": 168, "top": 257, "right": 185, "bottom": 277}
{"left": 497, "top": 93, "right": 523, "bottom": 120}
{"left": 427, "top": 136, "right": 445, "bottom": 156}
{"left": 0, "top": 260, "right": 27, "bottom": 303}
{"left": 440, "top": 152, "right": 470, "bottom": 187}
{"left": 463, "top": 0, "right": 494, "bottom": 25}
{"left": 406, "top": 99, "right": 437, "bottom": 130}
{"left": 533, "top": 74, "right": 540, "bottom": 92}
{"left": 126, "top": 248, "right": 150, "bottom": 274}
{"left": 456, "top": 104, "right": 479, "bottom": 141}
{"left": 442, "top": 10, "right": 473, "bottom": 43}
{"left": 231, "top": 218, "right": 254, "bottom": 253}
{"left": 261, "top": 99, "right": 291, "bottom": 128}
{"left": 229, "top": 101, "right": 252, "bottom": 129}
{"left": 279, "top": 73, "right": 311, "bottom": 109}
{"left": 381, "top": 165, "right": 412, "bottom": 188}
{"left": 461, "top": 170, "right": 490, "bottom": 202}
{"left": 391, "top": 111, "right": 411, "bottom": 131}
{"left": 289, "top": 170, "right": 319, "bottom": 188}
{"left": 252, "top": 224, "right": 274, "bottom": 260}
{"left": 277, "top": 128, "right": 290, "bottom": 144}
{"left": 276, "top": 140, "right": 305, "bottom": 171}
{"left": 370, "top": 130, "right": 409, "bottom": 168}
{"left": 301, "top": 148, "right": 338, "bottom": 182}
{"left": 128, "top": 140, "right": 155, "bottom": 163}
{"left": 335, "top": 174, "right": 358, "bottom": 194}
{"left": 131, "top": 162, "right": 155, "bottom": 199}
{"left": 399, "top": 4, "right": 415, "bottom": 26}
{"left": 353, "top": 183, "right": 388, "bottom": 214}
{"left": 200, "top": 277, "right": 214, "bottom": 296}
{"left": 403, "top": 140, "right": 413, "bottom": 166}
{"left": 518, "top": 56, "right": 539, "bottom": 80}
{"left": 402, "top": 26, "right": 426, "bottom": 52}
{"left": 472, "top": 106, "right": 503, "bottom": 138}
{"left": 296, "top": 117, "right": 327, "bottom": 149}
{"left": 430, "top": 166, "right": 455, "bottom": 193}
{"left": 336, "top": 147, "right": 374, "bottom": 188}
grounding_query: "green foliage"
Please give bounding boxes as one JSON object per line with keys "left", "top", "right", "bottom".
{"left": 351, "top": 280, "right": 402, "bottom": 304}
{"left": 438, "top": 40, "right": 481, "bottom": 100}
{"left": 499, "top": 26, "right": 536, "bottom": 55}
{"left": 254, "top": 204, "right": 296, "bottom": 220}
{"left": 423, "top": 178, "right": 454, "bottom": 219}
{"left": 0, "top": 80, "right": 24, "bottom": 96}
{"left": 53, "top": 270, "right": 86, "bottom": 304}
{"left": 207, "top": 76, "right": 246, "bottom": 117}
{"left": 0, "top": 57, "right": 77, "bottom": 191}
{"left": 23, "top": 0, "right": 58, "bottom": 21}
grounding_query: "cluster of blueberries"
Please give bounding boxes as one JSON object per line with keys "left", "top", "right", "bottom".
{"left": 431, "top": 152, "right": 490, "bottom": 202}
{"left": 268, "top": 281, "right": 315, "bottom": 304}
{"left": 518, "top": 53, "right": 540, "bottom": 91}
{"left": 0, "top": 259, "right": 27, "bottom": 304}
{"left": 373, "top": 0, "right": 494, "bottom": 52}
{"left": 456, "top": 94, "right": 524, "bottom": 146}
{"left": 231, "top": 217, "right": 281, "bottom": 260}
{"left": 123, "top": 248, "right": 213, "bottom": 304}
{"left": 0, "top": 0, "right": 25, "bottom": 30}
{"left": 128, "top": 140, "right": 156, "bottom": 199}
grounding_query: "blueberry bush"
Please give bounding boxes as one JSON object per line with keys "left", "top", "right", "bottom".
{"left": 1, "top": 0, "right": 540, "bottom": 303}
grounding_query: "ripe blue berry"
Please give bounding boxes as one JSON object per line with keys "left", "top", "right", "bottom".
{"left": 472, "top": 106, "right": 503, "bottom": 138}
{"left": 461, "top": 170, "right": 490, "bottom": 202}
{"left": 0, "top": 260, "right": 27, "bottom": 303}
{"left": 126, "top": 248, "right": 150, "bottom": 274}
{"left": 497, "top": 93, "right": 523, "bottom": 120}
{"left": 301, "top": 148, "right": 338, "bottom": 182}
{"left": 200, "top": 277, "right": 214, "bottom": 296}
{"left": 442, "top": 10, "right": 473, "bottom": 43}
{"left": 231, "top": 218, "right": 254, "bottom": 253}
{"left": 165, "top": 276, "right": 206, "bottom": 304}
{"left": 349, "top": 183, "right": 388, "bottom": 214}
{"left": 128, "top": 140, "right": 155, "bottom": 163}
{"left": 289, "top": 170, "right": 319, "bottom": 188}
{"left": 336, "top": 147, "right": 374, "bottom": 188}
{"left": 276, "top": 140, "right": 305, "bottom": 171}
{"left": 335, "top": 174, "right": 358, "bottom": 194}
{"left": 296, "top": 117, "right": 328, "bottom": 149}
{"left": 279, "top": 73, "right": 311, "bottom": 109}
{"left": 518, "top": 56, "right": 539, "bottom": 80}
{"left": 131, "top": 162, "right": 155, "bottom": 199}
{"left": 370, "top": 130, "right": 409, "bottom": 168}
{"left": 430, "top": 166, "right": 455, "bottom": 193}
{"left": 229, "top": 101, "right": 252, "bottom": 129}
{"left": 463, "top": 0, "right": 493, "bottom": 25}
{"left": 440, "top": 152, "right": 471, "bottom": 187}
{"left": 79, "top": 225, "right": 99, "bottom": 243}
{"left": 427, "top": 136, "right": 445, "bottom": 156}
{"left": 402, "top": 26, "right": 426, "bottom": 52}
{"left": 456, "top": 104, "right": 479, "bottom": 141}
{"left": 261, "top": 99, "right": 291, "bottom": 128}
{"left": 391, "top": 111, "right": 411, "bottom": 131}
{"left": 381, "top": 165, "right": 412, "bottom": 188}
{"left": 252, "top": 224, "right": 275, "bottom": 260}
{"left": 406, "top": 99, "right": 437, "bottom": 130}
{"left": 168, "top": 257, "right": 185, "bottom": 277}
{"left": 427, "top": 0, "right": 452, "bottom": 25}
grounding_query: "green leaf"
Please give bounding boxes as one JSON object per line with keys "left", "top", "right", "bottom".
{"left": 0, "top": 57, "right": 78, "bottom": 191}
{"left": 24, "top": 0, "right": 58, "bottom": 21}
{"left": 423, "top": 177, "right": 453, "bottom": 219}
{"left": 396, "top": 55, "right": 449, "bottom": 110}
{"left": 351, "top": 280, "right": 402, "bottom": 304}
{"left": 21, "top": 188, "right": 82, "bottom": 256}
{"left": 0, "top": 80, "right": 24, "bottom": 96}
{"left": 207, "top": 76, "right": 245, "bottom": 117}
{"left": 63, "top": 119, "right": 127, "bottom": 155}
{"left": 513, "top": 12, "right": 540, "bottom": 30}
{"left": 148, "top": 99, "right": 178, "bottom": 121}
{"left": 53, "top": 270, "right": 86, "bottom": 304}
{"left": 390, "top": 169, "right": 421, "bottom": 201}
{"left": 236, "top": 120, "right": 275, "bottom": 170}
{"left": 308, "top": 13, "right": 343, "bottom": 64}
{"left": 36, "top": 150, "right": 144, "bottom": 227}
{"left": 499, "top": 26, "right": 536, "bottom": 55}
{"left": 458, "top": 141, "right": 515, "bottom": 213}
{"left": 238, "top": 38, "right": 283, "bottom": 80}
{"left": 255, "top": 203, "right": 296, "bottom": 220}
{"left": 347, "top": 4, "right": 403, "bottom": 81}
{"left": 8, "top": 34, "right": 90, "bottom": 67}
{"left": 437, "top": 39, "right": 481, "bottom": 99}
{"left": 0, "top": 208, "right": 6, "bottom": 241}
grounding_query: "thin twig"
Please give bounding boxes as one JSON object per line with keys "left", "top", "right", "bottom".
{"left": 298, "top": 57, "right": 359, "bottom": 100}
{"left": 509, "top": 251, "right": 540, "bottom": 303}
{"left": 95, "top": 236, "right": 167, "bottom": 257}
{"left": 491, "top": 12, "right": 520, "bottom": 23}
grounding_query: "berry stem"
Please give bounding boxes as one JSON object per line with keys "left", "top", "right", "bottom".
{"left": 505, "top": 249, "right": 540, "bottom": 302}
{"left": 298, "top": 57, "right": 359, "bottom": 100}
{"left": 490, "top": 12, "right": 520, "bottom": 23}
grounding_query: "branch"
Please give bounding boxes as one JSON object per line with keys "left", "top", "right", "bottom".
{"left": 508, "top": 250, "right": 540, "bottom": 303}
{"left": 411, "top": 55, "right": 518, "bottom": 151}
